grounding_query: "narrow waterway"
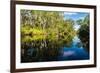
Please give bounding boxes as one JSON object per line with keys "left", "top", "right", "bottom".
{"left": 57, "top": 36, "right": 89, "bottom": 61}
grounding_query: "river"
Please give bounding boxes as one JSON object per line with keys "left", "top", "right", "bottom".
{"left": 21, "top": 35, "right": 89, "bottom": 62}
{"left": 57, "top": 36, "right": 89, "bottom": 61}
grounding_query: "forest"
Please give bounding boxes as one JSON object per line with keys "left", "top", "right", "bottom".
{"left": 20, "top": 10, "right": 89, "bottom": 62}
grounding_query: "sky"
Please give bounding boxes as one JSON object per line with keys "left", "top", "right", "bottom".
{"left": 64, "top": 12, "right": 89, "bottom": 21}
{"left": 63, "top": 12, "right": 89, "bottom": 31}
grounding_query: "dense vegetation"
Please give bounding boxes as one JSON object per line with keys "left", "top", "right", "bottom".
{"left": 77, "top": 14, "right": 90, "bottom": 52}
{"left": 20, "top": 10, "right": 76, "bottom": 62}
{"left": 20, "top": 10, "right": 89, "bottom": 62}
{"left": 21, "top": 10, "right": 76, "bottom": 47}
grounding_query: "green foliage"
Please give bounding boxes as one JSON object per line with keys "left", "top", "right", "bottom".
{"left": 76, "top": 19, "right": 83, "bottom": 25}
{"left": 21, "top": 10, "right": 76, "bottom": 47}
{"left": 77, "top": 14, "right": 90, "bottom": 52}
{"left": 20, "top": 10, "right": 77, "bottom": 62}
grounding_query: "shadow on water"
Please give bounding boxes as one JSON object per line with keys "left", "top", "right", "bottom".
{"left": 21, "top": 35, "right": 89, "bottom": 63}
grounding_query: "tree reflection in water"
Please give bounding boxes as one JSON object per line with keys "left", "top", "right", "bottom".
{"left": 21, "top": 34, "right": 73, "bottom": 62}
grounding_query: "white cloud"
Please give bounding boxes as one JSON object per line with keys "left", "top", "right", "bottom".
{"left": 78, "top": 17, "right": 85, "bottom": 20}
{"left": 74, "top": 24, "right": 80, "bottom": 31}
{"left": 64, "top": 12, "right": 78, "bottom": 15}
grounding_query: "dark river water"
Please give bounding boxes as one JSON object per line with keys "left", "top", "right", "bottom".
{"left": 21, "top": 36, "right": 89, "bottom": 63}
{"left": 57, "top": 36, "right": 89, "bottom": 61}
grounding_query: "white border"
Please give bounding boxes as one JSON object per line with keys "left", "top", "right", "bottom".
{"left": 16, "top": 4, "right": 94, "bottom": 69}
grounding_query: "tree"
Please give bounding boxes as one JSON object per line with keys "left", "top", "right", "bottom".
{"left": 21, "top": 10, "right": 76, "bottom": 48}
{"left": 76, "top": 19, "right": 83, "bottom": 25}
{"left": 78, "top": 14, "right": 90, "bottom": 53}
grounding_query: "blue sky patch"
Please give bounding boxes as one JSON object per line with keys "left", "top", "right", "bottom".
{"left": 64, "top": 12, "right": 89, "bottom": 21}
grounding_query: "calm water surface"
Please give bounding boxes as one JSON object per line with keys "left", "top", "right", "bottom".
{"left": 58, "top": 36, "right": 89, "bottom": 61}
{"left": 21, "top": 36, "right": 89, "bottom": 62}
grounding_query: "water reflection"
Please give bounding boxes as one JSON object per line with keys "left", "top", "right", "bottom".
{"left": 21, "top": 35, "right": 89, "bottom": 63}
